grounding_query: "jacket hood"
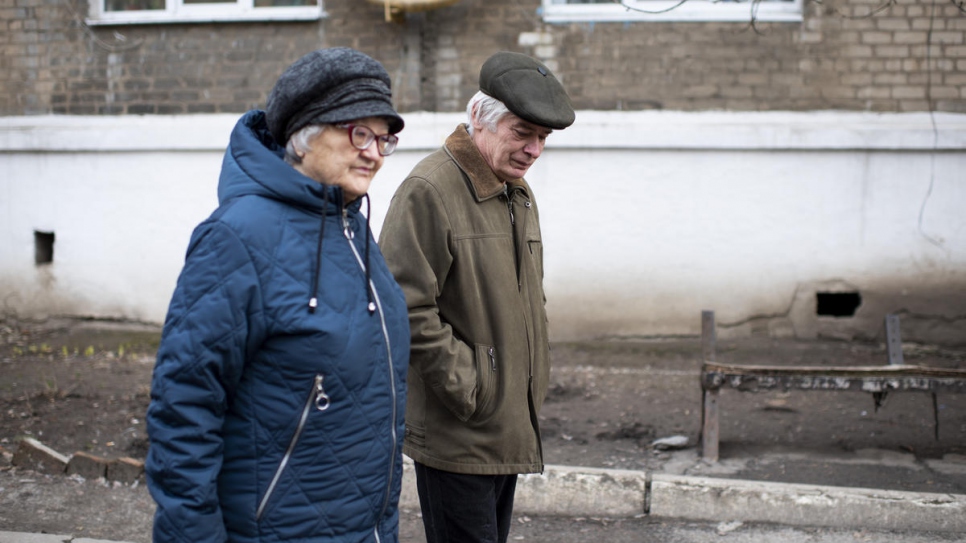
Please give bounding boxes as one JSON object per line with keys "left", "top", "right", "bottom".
{"left": 218, "top": 110, "right": 353, "bottom": 214}
{"left": 218, "top": 110, "right": 372, "bottom": 313}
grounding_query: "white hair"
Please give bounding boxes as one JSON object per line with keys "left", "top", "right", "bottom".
{"left": 465, "top": 91, "right": 510, "bottom": 136}
{"left": 284, "top": 124, "right": 326, "bottom": 165}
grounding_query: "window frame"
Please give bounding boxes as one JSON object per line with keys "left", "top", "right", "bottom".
{"left": 540, "top": 0, "right": 803, "bottom": 23}
{"left": 86, "top": 0, "right": 324, "bottom": 25}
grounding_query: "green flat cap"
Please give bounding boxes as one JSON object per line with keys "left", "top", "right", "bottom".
{"left": 479, "top": 51, "right": 575, "bottom": 130}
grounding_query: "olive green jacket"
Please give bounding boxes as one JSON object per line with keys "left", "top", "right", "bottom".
{"left": 379, "top": 125, "right": 550, "bottom": 475}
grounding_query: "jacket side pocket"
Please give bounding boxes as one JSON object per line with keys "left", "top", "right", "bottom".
{"left": 256, "top": 374, "right": 329, "bottom": 521}
{"left": 472, "top": 344, "right": 499, "bottom": 423}
{"left": 405, "top": 423, "right": 426, "bottom": 448}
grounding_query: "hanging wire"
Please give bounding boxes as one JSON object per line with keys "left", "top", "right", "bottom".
{"left": 737, "top": 0, "right": 766, "bottom": 35}
{"left": 602, "top": 0, "right": 951, "bottom": 251}
{"left": 749, "top": 0, "right": 763, "bottom": 33}
{"left": 918, "top": 0, "right": 944, "bottom": 249}
{"left": 609, "top": 0, "right": 691, "bottom": 15}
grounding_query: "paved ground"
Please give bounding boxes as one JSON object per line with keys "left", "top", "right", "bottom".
{"left": 1, "top": 469, "right": 965, "bottom": 543}
{"left": 1, "top": 317, "right": 965, "bottom": 542}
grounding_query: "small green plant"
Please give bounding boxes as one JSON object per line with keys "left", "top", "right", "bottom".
{"left": 41, "top": 375, "right": 61, "bottom": 401}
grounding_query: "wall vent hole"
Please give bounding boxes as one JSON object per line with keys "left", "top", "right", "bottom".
{"left": 34, "top": 230, "right": 55, "bottom": 265}
{"left": 816, "top": 292, "right": 861, "bottom": 317}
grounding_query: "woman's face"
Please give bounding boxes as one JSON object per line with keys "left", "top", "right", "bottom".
{"left": 294, "top": 117, "right": 390, "bottom": 202}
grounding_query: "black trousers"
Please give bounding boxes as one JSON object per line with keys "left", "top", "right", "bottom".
{"left": 414, "top": 461, "right": 518, "bottom": 543}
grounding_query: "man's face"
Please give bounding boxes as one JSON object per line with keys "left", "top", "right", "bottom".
{"left": 472, "top": 112, "right": 553, "bottom": 181}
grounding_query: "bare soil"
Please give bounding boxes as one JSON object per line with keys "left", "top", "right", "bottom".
{"left": 1, "top": 316, "right": 965, "bottom": 542}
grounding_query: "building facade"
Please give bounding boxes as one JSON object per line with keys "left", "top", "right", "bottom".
{"left": 2, "top": 0, "right": 965, "bottom": 345}
{"left": 4, "top": 0, "right": 965, "bottom": 116}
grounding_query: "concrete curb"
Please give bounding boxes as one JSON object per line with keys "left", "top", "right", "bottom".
{"left": 649, "top": 473, "right": 966, "bottom": 533}
{"left": 3, "top": 460, "right": 964, "bottom": 543}
{"left": 400, "top": 460, "right": 966, "bottom": 533}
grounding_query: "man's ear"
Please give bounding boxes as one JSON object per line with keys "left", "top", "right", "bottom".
{"left": 470, "top": 103, "right": 485, "bottom": 132}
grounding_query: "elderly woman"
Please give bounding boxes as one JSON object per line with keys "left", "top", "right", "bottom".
{"left": 146, "top": 48, "right": 409, "bottom": 543}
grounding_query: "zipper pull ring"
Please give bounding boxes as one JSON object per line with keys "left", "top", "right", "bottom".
{"left": 315, "top": 375, "right": 331, "bottom": 411}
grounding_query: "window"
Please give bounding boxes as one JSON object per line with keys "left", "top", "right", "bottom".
{"left": 87, "top": 0, "right": 323, "bottom": 25}
{"left": 541, "top": 0, "right": 802, "bottom": 23}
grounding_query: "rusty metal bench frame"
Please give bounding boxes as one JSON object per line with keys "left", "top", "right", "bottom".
{"left": 698, "top": 310, "right": 966, "bottom": 462}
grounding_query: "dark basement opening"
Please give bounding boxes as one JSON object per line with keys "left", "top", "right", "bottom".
{"left": 816, "top": 291, "right": 861, "bottom": 317}
{"left": 34, "top": 230, "right": 55, "bottom": 265}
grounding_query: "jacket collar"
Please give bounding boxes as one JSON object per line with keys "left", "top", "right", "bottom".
{"left": 444, "top": 124, "right": 527, "bottom": 202}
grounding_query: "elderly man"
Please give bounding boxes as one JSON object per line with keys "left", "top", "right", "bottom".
{"left": 378, "top": 51, "right": 575, "bottom": 543}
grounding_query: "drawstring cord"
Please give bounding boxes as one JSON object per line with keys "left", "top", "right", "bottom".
{"left": 308, "top": 191, "right": 375, "bottom": 315}
{"left": 308, "top": 192, "right": 329, "bottom": 313}
{"left": 363, "top": 193, "right": 376, "bottom": 315}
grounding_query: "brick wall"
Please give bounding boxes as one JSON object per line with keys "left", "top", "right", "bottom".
{"left": 1, "top": 0, "right": 963, "bottom": 116}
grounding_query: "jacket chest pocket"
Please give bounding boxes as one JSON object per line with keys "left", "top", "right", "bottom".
{"left": 521, "top": 202, "right": 544, "bottom": 279}
{"left": 527, "top": 239, "right": 544, "bottom": 280}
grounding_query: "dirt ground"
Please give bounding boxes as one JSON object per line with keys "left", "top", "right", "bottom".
{"left": 1, "top": 316, "right": 965, "bottom": 542}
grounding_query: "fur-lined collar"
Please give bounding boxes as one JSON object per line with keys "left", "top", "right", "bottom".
{"left": 444, "top": 124, "right": 525, "bottom": 201}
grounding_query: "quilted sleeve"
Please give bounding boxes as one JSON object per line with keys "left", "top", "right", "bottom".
{"left": 146, "top": 219, "right": 264, "bottom": 543}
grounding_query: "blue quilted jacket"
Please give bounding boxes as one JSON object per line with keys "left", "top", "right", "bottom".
{"left": 146, "top": 110, "right": 409, "bottom": 543}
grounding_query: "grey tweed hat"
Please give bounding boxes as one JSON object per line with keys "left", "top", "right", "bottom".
{"left": 479, "top": 51, "right": 575, "bottom": 130}
{"left": 265, "top": 47, "right": 404, "bottom": 144}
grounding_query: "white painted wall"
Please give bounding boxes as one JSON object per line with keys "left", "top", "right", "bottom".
{"left": 2, "top": 111, "right": 965, "bottom": 344}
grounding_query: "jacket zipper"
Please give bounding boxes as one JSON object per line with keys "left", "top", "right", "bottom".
{"left": 256, "top": 374, "right": 330, "bottom": 520}
{"left": 507, "top": 190, "right": 542, "bottom": 469}
{"left": 504, "top": 185, "right": 515, "bottom": 226}
{"left": 343, "top": 211, "right": 399, "bottom": 539}
{"left": 521, "top": 201, "right": 542, "bottom": 469}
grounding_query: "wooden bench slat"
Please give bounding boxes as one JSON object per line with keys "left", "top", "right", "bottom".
{"left": 702, "top": 363, "right": 966, "bottom": 394}
{"left": 703, "top": 363, "right": 966, "bottom": 379}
